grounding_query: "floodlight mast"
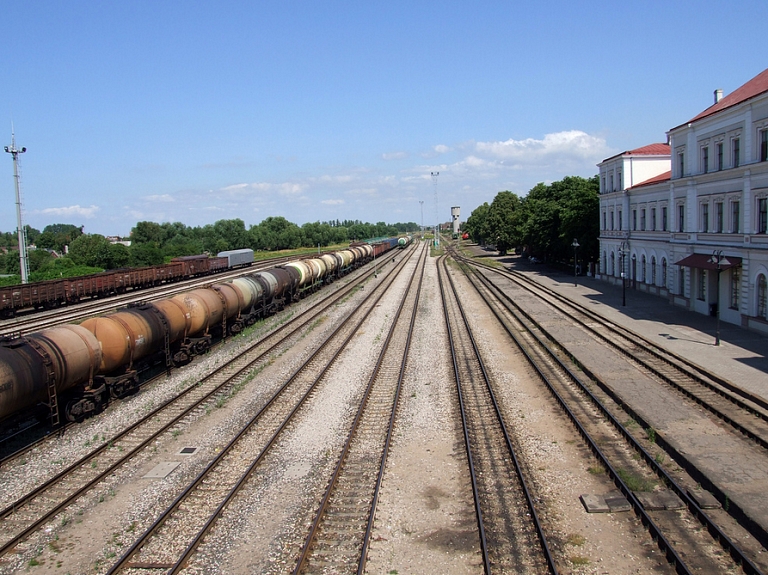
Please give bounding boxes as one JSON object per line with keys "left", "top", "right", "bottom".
{"left": 5, "top": 128, "right": 29, "bottom": 284}
{"left": 431, "top": 171, "right": 439, "bottom": 246}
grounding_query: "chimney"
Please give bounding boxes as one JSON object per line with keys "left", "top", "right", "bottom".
{"left": 714, "top": 89, "right": 723, "bottom": 104}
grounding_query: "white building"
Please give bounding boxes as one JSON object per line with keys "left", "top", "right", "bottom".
{"left": 598, "top": 68, "right": 768, "bottom": 335}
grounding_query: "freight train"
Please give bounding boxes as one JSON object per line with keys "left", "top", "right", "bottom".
{"left": 397, "top": 235, "right": 413, "bottom": 248}
{"left": 0, "top": 240, "right": 398, "bottom": 426}
{"left": 0, "top": 250, "right": 257, "bottom": 319}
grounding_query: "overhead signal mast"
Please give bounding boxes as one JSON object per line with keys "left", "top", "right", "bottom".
{"left": 431, "top": 171, "right": 439, "bottom": 246}
{"left": 5, "top": 128, "right": 29, "bottom": 284}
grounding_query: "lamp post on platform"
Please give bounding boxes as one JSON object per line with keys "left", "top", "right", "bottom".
{"left": 709, "top": 250, "right": 730, "bottom": 346}
{"left": 620, "top": 240, "right": 629, "bottom": 306}
{"left": 571, "top": 238, "right": 580, "bottom": 287}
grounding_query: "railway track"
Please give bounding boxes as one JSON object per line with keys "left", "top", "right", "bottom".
{"left": 102, "top": 243, "right": 422, "bottom": 574}
{"left": 459, "top": 254, "right": 768, "bottom": 451}
{"left": 438, "top": 255, "right": 557, "bottom": 574}
{"left": 291, "top": 240, "right": 427, "bottom": 574}
{"left": 0, "top": 247, "right": 413, "bottom": 568}
{"left": 451, "top": 251, "right": 765, "bottom": 574}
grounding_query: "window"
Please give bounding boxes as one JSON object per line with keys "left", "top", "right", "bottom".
{"left": 732, "top": 138, "right": 740, "bottom": 168}
{"left": 678, "top": 152, "right": 685, "bottom": 177}
{"left": 651, "top": 208, "right": 656, "bottom": 231}
{"left": 732, "top": 201, "right": 740, "bottom": 233}
{"left": 610, "top": 174, "right": 614, "bottom": 191}
{"left": 698, "top": 270, "right": 706, "bottom": 301}
{"left": 716, "top": 202, "right": 724, "bottom": 233}
{"left": 601, "top": 175, "right": 606, "bottom": 192}
{"left": 716, "top": 142, "right": 723, "bottom": 171}
{"left": 618, "top": 171, "right": 623, "bottom": 190}
{"left": 761, "top": 130, "right": 768, "bottom": 162}
{"left": 602, "top": 212, "right": 606, "bottom": 230}
{"left": 759, "top": 198, "right": 768, "bottom": 234}
{"left": 758, "top": 274, "right": 767, "bottom": 319}
{"left": 610, "top": 252, "right": 614, "bottom": 275}
{"left": 618, "top": 210, "right": 622, "bottom": 231}
{"left": 678, "top": 204, "right": 685, "bottom": 232}
{"left": 651, "top": 256, "right": 657, "bottom": 285}
{"left": 701, "top": 203, "right": 709, "bottom": 232}
{"left": 640, "top": 209, "right": 646, "bottom": 231}
{"left": 702, "top": 146, "right": 709, "bottom": 173}
{"left": 632, "top": 209, "right": 637, "bottom": 231}
{"left": 730, "top": 270, "right": 739, "bottom": 310}
{"left": 662, "top": 258, "right": 667, "bottom": 287}
{"left": 610, "top": 211, "right": 614, "bottom": 231}
{"left": 642, "top": 255, "right": 647, "bottom": 283}
{"left": 662, "top": 206, "right": 668, "bottom": 231}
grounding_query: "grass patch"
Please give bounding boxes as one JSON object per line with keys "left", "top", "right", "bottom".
{"left": 616, "top": 468, "right": 656, "bottom": 492}
{"left": 587, "top": 464, "right": 604, "bottom": 475}
{"left": 646, "top": 427, "right": 656, "bottom": 444}
{"left": 569, "top": 555, "right": 590, "bottom": 566}
{"left": 566, "top": 533, "right": 586, "bottom": 546}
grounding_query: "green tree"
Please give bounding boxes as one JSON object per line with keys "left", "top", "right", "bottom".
{"left": 68, "top": 234, "right": 112, "bottom": 269}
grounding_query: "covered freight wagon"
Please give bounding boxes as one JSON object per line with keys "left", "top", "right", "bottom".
{"left": 217, "top": 249, "right": 254, "bottom": 268}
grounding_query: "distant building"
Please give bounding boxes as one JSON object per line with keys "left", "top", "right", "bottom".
{"left": 598, "top": 68, "right": 768, "bottom": 334}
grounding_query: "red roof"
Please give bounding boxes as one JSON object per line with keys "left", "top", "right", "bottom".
{"left": 629, "top": 170, "right": 671, "bottom": 190}
{"left": 602, "top": 143, "right": 670, "bottom": 162}
{"left": 682, "top": 68, "right": 768, "bottom": 127}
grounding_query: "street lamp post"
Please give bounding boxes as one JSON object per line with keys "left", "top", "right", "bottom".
{"left": 709, "top": 250, "right": 730, "bottom": 346}
{"left": 620, "top": 240, "right": 629, "bottom": 307}
{"left": 571, "top": 238, "right": 580, "bottom": 287}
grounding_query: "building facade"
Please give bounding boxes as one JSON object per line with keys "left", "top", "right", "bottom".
{"left": 598, "top": 68, "right": 768, "bottom": 335}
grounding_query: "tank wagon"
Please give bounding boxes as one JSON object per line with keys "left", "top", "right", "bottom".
{"left": 0, "top": 240, "right": 399, "bottom": 425}
{"left": 397, "top": 235, "right": 413, "bottom": 249}
{"left": 0, "top": 253, "right": 244, "bottom": 319}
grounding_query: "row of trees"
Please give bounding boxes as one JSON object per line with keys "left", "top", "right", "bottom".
{"left": 463, "top": 175, "right": 599, "bottom": 267}
{"left": 0, "top": 218, "right": 419, "bottom": 285}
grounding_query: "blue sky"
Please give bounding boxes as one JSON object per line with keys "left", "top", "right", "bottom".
{"left": 2, "top": 1, "right": 767, "bottom": 237}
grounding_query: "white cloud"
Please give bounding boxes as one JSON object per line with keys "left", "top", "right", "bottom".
{"left": 220, "top": 183, "right": 249, "bottom": 191}
{"left": 382, "top": 151, "right": 408, "bottom": 160}
{"left": 321, "top": 199, "right": 345, "bottom": 205}
{"left": 38, "top": 205, "right": 100, "bottom": 218}
{"left": 143, "top": 194, "right": 175, "bottom": 202}
{"left": 434, "top": 144, "right": 450, "bottom": 154}
{"left": 279, "top": 183, "right": 307, "bottom": 196}
{"left": 475, "top": 130, "right": 610, "bottom": 163}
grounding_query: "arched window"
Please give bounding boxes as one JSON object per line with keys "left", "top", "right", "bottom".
{"left": 641, "top": 255, "right": 647, "bottom": 283}
{"left": 610, "top": 252, "right": 615, "bottom": 276}
{"left": 758, "top": 274, "right": 768, "bottom": 319}
{"left": 662, "top": 258, "right": 667, "bottom": 288}
{"left": 651, "top": 256, "right": 657, "bottom": 285}
{"left": 602, "top": 251, "right": 607, "bottom": 275}
{"left": 679, "top": 267, "right": 685, "bottom": 296}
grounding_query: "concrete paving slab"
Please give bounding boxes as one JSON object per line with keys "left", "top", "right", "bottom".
{"left": 604, "top": 490, "right": 632, "bottom": 512}
{"left": 580, "top": 494, "right": 610, "bottom": 513}
{"left": 636, "top": 490, "right": 685, "bottom": 511}
{"left": 688, "top": 489, "right": 722, "bottom": 509}
{"left": 143, "top": 461, "right": 181, "bottom": 478}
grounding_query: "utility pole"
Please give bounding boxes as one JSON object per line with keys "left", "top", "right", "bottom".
{"left": 431, "top": 171, "right": 439, "bottom": 246}
{"left": 419, "top": 200, "right": 424, "bottom": 235}
{"left": 5, "top": 128, "right": 29, "bottom": 284}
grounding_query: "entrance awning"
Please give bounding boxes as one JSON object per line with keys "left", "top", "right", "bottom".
{"left": 675, "top": 253, "right": 742, "bottom": 271}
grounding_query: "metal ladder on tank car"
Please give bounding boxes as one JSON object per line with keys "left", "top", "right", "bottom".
{"left": 25, "top": 337, "right": 60, "bottom": 427}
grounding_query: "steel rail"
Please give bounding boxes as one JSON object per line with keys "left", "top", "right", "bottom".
{"left": 105, "top": 245, "right": 417, "bottom": 574}
{"left": 0, "top": 249, "right": 408, "bottom": 560}
{"left": 458, "top": 255, "right": 763, "bottom": 575}
{"left": 292, "top": 242, "right": 427, "bottom": 574}
{"left": 440, "top": 256, "right": 558, "bottom": 575}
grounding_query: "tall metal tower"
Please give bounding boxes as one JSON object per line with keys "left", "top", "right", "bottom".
{"left": 431, "top": 171, "right": 439, "bottom": 246}
{"left": 5, "top": 128, "right": 29, "bottom": 284}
